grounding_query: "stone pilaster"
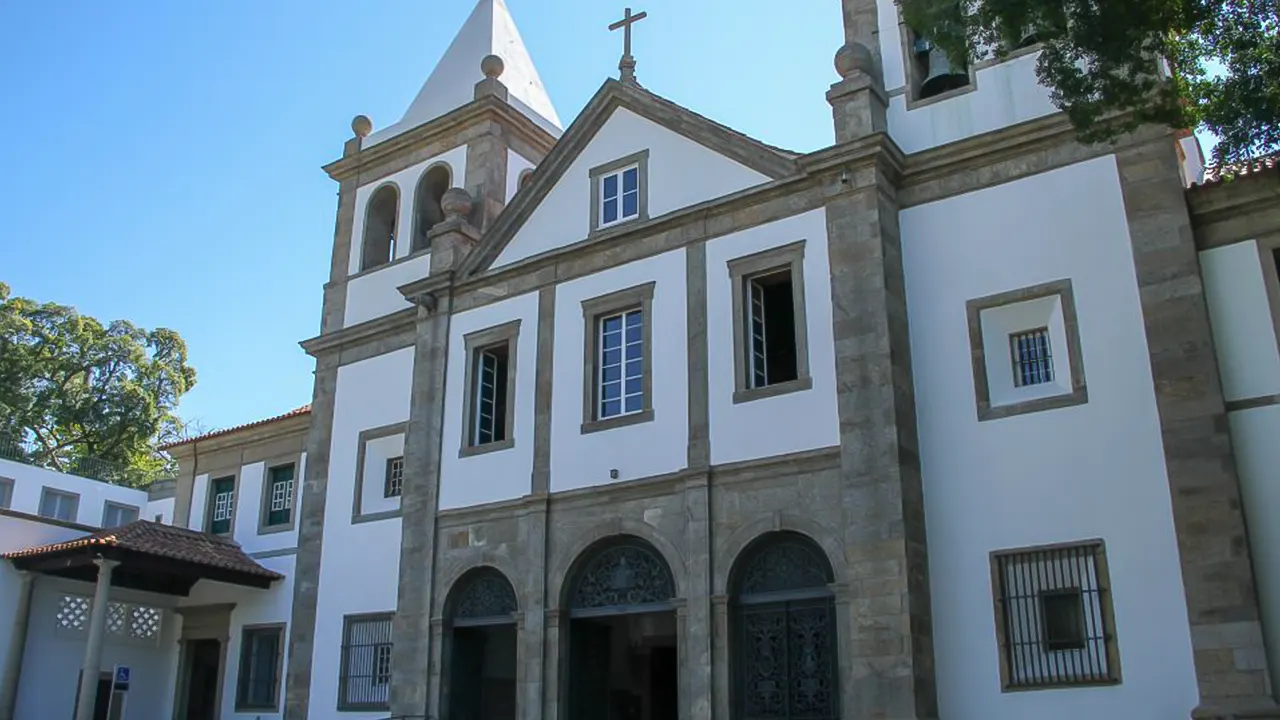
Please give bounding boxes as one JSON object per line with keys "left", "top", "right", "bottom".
{"left": 682, "top": 474, "right": 713, "bottom": 720}
{"left": 463, "top": 57, "right": 514, "bottom": 232}
{"left": 829, "top": 44, "right": 888, "bottom": 145}
{"left": 283, "top": 357, "right": 339, "bottom": 720}
{"left": 824, "top": 162, "right": 938, "bottom": 718}
{"left": 320, "top": 130, "right": 364, "bottom": 335}
{"left": 1116, "top": 137, "right": 1280, "bottom": 719}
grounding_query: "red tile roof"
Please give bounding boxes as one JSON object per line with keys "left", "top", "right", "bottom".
{"left": 2, "top": 520, "right": 283, "bottom": 581}
{"left": 159, "top": 405, "right": 311, "bottom": 450}
{"left": 1196, "top": 153, "right": 1279, "bottom": 187}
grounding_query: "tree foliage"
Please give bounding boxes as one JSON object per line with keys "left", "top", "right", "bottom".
{"left": 0, "top": 282, "right": 197, "bottom": 486}
{"left": 897, "top": 0, "right": 1280, "bottom": 163}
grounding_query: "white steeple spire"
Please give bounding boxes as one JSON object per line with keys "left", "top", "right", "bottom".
{"left": 367, "top": 0, "right": 561, "bottom": 145}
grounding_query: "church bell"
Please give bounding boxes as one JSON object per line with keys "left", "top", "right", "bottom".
{"left": 915, "top": 37, "right": 970, "bottom": 99}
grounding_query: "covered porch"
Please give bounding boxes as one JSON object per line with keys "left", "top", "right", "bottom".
{"left": 0, "top": 521, "right": 282, "bottom": 720}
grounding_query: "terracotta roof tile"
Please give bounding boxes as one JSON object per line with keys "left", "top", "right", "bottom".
{"left": 1196, "top": 153, "right": 1279, "bottom": 187}
{"left": 2, "top": 520, "right": 283, "bottom": 580}
{"left": 159, "top": 404, "right": 311, "bottom": 450}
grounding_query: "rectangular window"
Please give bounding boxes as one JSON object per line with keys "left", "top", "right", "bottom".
{"left": 264, "top": 464, "right": 295, "bottom": 527}
{"left": 600, "top": 165, "right": 640, "bottom": 227}
{"left": 991, "top": 541, "right": 1120, "bottom": 690}
{"left": 102, "top": 502, "right": 139, "bottom": 528}
{"left": 383, "top": 457, "right": 404, "bottom": 499}
{"left": 39, "top": 488, "right": 79, "bottom": 522}
{"left": 728, "top": 241, "right": 812, "bottom": 403}
{"left": 598, "top": 308, "right": 645, "bottom": 419}
{"left": 0, "top": 478, "right": 12, "bottom": 510}
{"left": 473, "top": 343, "right": 510, "bottom": 445}
{"left": 208, "top": 476, "right": 235, "bottom": 535}
{"left": 745, "top": 269, "right": 800, "bottom": 389}
{"left": 339, "top": 613, "right": 394, "bottom": 711}
{"left": 1010, "top": 327, "right": 1054, "bottom": 387}
{"left": 235, "top": 625, "right": 284, "bottom": 711}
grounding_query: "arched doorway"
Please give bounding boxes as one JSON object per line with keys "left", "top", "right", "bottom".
{"left": 565, "top": 537, "right": 679, "bottom": 720}
{"left": 731, "top": 532, "right": 838, "bottom": 720}
{"left": 444, "top": 568, "right": 518, "bottom": 720}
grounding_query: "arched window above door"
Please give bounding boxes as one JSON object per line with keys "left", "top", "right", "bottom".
{"left": 569, "top": 537, "right": 676, "bottom": 612}
{"left": 451, "top": 568, "right": 518, "bottom": 623}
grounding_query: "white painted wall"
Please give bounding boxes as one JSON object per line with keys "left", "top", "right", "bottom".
{"left": 1201, "top": 241, "right": 1280, "bottom": 402}
{"left": 345, "top": 251, "right": 434, "bottom": 328}
{"left": 506, "top": 148, "right": 536, "bottom": 205}
{"left": 440, "top": 290, "right": 540, "bottom": 509}
{"left": 493, "top": 108, "right": 771, "bottom": 268}
{"left": 14, "top": 577, "right": 181, "bottom": 720}
{"left": 0, "top": 458, "right": 150, "bottom": 527}
{"left": 189, "top": 473, "right": 209, "bottom": 532}
{"left": 1228, "top": 406, "right": 1280, "bottom": 695}
{"left": 146, "top": 496, "right": 175, "bottom": 524}
{"left": 902, "top": 155, "right": 1198, "bottom": 718}
{"left": 704, "top": 209, "right": 840, "bottom": 464}
{"left": 550, "top": 249, "right": 688, "bottom": 492}
{"left": 358, "top": 433, "right": 405, "bottom": 517}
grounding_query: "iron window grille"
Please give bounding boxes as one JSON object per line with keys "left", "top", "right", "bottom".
{"left": 991, "top": 541, "right": 1120, "bottom": 690}
{"left": 597, "top": 308, "right": 645, "bottom": 420}
{"left": 471, "top": 343, "right": 510, "bottom": 446}
{"left": 1010, "top": 327, "right": 1054, "bottom": 387}
{"left": 599, "top": 165, "right": 640, "bottom": 227}
{"left": 384, "top": 457, "right": 404, "bottom": 499}
{"left": 339, "top": 613, "right": 394, "bottom": 710}
{"left": 236, "top": 625, "right": 283, "bottom": 711}
{"left": 208, "top": 476, "right": 235, "bottom": 534}
{"left": 265, "top": 464, "right": 294, "bottom": 527}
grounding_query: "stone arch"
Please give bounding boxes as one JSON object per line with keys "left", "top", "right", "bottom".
{"left": 440, "top": 565, "right": 520, "bottom": 720}
{"left": 548, "top": 520, "right": 687, "bottom": 609}
{"left": 714, "top": 513, "right": 845, "bottom": 595}
{"left": 412, "top": 162, "right": 452, "bottom": 252}
{"left": 563, "top": 535, "right": 677, "bottom": 613}
{"left": 360, "top": 182, "right": 400, "bottom": 271}
{"left": 433, "top": 550, "right": 526, "bottom": 619}
{"left": 443, "top": 565, "right": 520, "bottom": 623}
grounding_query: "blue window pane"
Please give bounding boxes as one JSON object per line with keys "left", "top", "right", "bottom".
{"left": 625, "top": 359, "right": 642, "bottom": 379}
{"left": 623, "top": 167, "right": 638, "bottom": 193}
{"left": 602, "top": 316, "right": 623, "bottom": 335}
{"left": 603, "top": 198, "right": 618, "bottom": 224}
{"left": 625, "top": 377, "right": 642, "bottom": 395}
{"left": 603, "top": 365, "right": 622, "bottom": 383}
{"left": 602, "top": 382, "right": 621, "bottom": 400}
{"left": 625, "top": 395, "right": 643, "bottom": 413}
{"left": 625, "top": 343, "right": 643, "bottom": 360}
{"left": 602, "top": 348, "right": 622, "bottom": 366}
{"left": 626, "top": 311, "right": 643, "bottom": 327}
{"left": 623, "top": 192, "right": 638, "bottom": 218}
{"left": 603, "top": 174, "right": 618, "bottom": 198}
{"left": 625, "top": 324, "right": 642, "bottom": 343}
{"left": 602, "top": 399, "right": 622, "bottom": 417}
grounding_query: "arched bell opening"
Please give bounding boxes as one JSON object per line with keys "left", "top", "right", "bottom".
{"left": 729, "top": 531, "right": 839, "bottom": 720}
{"left": 441, "top": 567, "right": 519, "bottom": 720}
{"left": 413, "top": 163, "right": 452, "bottom": 253}
{"left": 562, "top": 536, "right": 679, "bottom": 720}
{"left": 361, "top": 183, "right": 400, "bottom": 271}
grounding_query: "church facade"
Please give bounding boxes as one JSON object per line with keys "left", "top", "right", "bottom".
{"left": 9, "top": 0, "right": 1279, "bottom": 719}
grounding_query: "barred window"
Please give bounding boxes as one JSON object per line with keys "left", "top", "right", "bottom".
{"left": 339, "top": 613, "right": 394, "bottom": 710}
{"left": 991, "top": 541, "right": 1120, "bottom": 690}
{"left": 236, "top": 625, "right": 284, "bottom": 711}
{"left": 1010, "top": 327, "right": 1053, "bottom": 387}
{"left": 384, "top": 457, "right": 404, "bottom": 499}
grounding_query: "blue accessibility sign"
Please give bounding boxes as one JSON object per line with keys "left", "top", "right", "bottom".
{"left": 113, "top": 665, "right": 130, "bottom": 690}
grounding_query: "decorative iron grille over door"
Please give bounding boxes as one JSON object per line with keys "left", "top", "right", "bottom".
{"left": 733, "top": 534, "right": 838, "bottom": 720}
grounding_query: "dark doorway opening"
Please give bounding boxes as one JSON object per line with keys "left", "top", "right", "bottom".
{"left": 184, "top": 638, "right": 222, "bottom": 720}
{"left": 448, "top": 623, "right": 518, "bottom": 720}
{"left": 569, "top": 611, "right": 678, "bottom": 720}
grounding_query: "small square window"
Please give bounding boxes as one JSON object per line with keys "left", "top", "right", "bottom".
{"left": 39, "top": 488, "right": 79, "bottom": 522}
{"left": 460, "top": 319, "right": 520, "bottom": 457}
{"left": 384, "top": 457, "right": 404, "bottom": 499}
{"left": 207, "top": 476, "right": 235, "bottom": 535}
{"left": 1010, "top": 327, "right": 1053, "bottom": 387}
{"left": 102, "top": 501, "right": 139, "bottom": 528}
{"left": 991, "top": 540, "right": 1120, "bottom": 690}
{"left": 590, "top": 151, "right": 649, "bottom": 232}
{"left": 581, "top": 283, "right": 656, "bottom": 434}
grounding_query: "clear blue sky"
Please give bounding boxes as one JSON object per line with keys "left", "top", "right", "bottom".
{"left": 0, "top": 0, "right": 843, "bottom": 431}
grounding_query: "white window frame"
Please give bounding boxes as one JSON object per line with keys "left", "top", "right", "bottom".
{"left": 589, "top": 150, "right": 649, "bottom": 234}
{"left": 597, "top": 307, "right": 646, "bottom": 419}
{"left": 580, "top": 282, "right": 656, "bottom": 434}
{"left": 39, "top": 487, "right": 80, "bottom": 522}
{"left": 597, "top": 164, "right": 641, "bottom": 229}
{"left": 102, "top": 501, "right": 140, "bottom": 528}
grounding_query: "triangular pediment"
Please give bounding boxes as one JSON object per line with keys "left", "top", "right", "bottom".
{"left": 462, "top": 80, "right": 799, "bottom": 274}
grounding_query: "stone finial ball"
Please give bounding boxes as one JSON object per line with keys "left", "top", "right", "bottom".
{"left": 440, "top": 187, "right": 474, "bottom": 219}
{"left": 351, "top": 114, "right": 373, "bottom": 138}
{"left": 481, "top": 54, "right": 505, "bottom": 79}
{"left": 834, "top": 42, "right": 875, "bottom": 79}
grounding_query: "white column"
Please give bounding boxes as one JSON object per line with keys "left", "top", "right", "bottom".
{"left": 74, "top": 558, "right": 119, "bottom": 720}
{"left": 0, "top": 571, "right": 36, "bottom": 720}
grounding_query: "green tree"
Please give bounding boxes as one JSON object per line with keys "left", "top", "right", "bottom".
{"left": 0, "top": 282, "right": 197, "bottom": 486}
{"left": 897, "top": 0, "right": 1280, "bottom": 163}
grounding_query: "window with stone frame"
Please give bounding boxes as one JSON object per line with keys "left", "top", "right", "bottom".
{"left": 589, "top": 150, "right": 649, "bottom": 233}
{"left": 39, "top": 487, "right": 79, "bottom": 522}
{"left": 384, "top": 457, "right": 404, "bottom": 499}
{"left": 728, "top": 241, "right": 813, "bottom": 403}
{"left": 207, "top": 475, "right": 236, "bottom": 535}
{"left": 236, "top": 624, "right": 285, "bottom": 711}
{"left": 460, "top": 320, "right": 520, "bottom": 456}
{"left": 0, "top": 477, "right": 12, "bottom": 510}
{"left": 580, "top": 282, "right": 655, "bottom": 433}
{"left": 339, "top": 613, "right": 394, "bottom": 711}
{"left": 102, "top": 501, "right": 139, "bottom": 528}
{"left": 990, "top": 540, "right": 1121, "bottom": 690}
{"left": 262, "top": 463, "right": 296, "bottom": 529}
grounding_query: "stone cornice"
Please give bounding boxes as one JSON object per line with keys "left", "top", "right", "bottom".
{"left": 322, "top": 97, "right": 559, "bottom": 182}
{"left": 165, "top": 414, "right": 311, "bottom": 459}
{"left": 300, "top": 306, "right": 416, "bottom": 358}
{"left": 1188, "top": 167, "right": 1280, "bottom": 250}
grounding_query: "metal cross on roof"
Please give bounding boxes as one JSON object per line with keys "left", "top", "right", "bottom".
{"left": 609, "top": 7, "right": 648, "bottom": 84}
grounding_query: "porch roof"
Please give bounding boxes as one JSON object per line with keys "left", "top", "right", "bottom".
{"left": 2, "top": 520, "right": 283, "bottom": 595}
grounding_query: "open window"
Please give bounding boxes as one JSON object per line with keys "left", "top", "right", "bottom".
{"left": 729, "top": 241, "right": 812, "bottom": 403}
{"left": 361, "top": 184, "right": 400, "bottom": 271}
{"left": 413, "top": 164, "right": 451, "bottom": 253}
{"left": 460, "top": 320, "right": 520, "bottom": 456}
